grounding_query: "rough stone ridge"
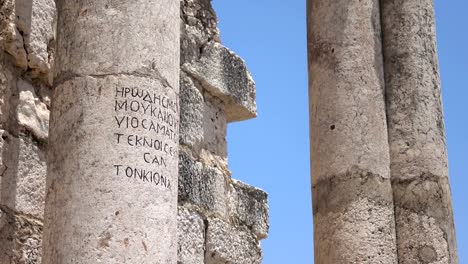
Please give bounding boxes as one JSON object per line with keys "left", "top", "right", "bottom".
{"left": 180, "top": 72, "right": 205, "bottom": 153}
{"left": 177, "top": 1, "right": 268, "bottom": 263}
{"left": 229, "top": 179, "right": 269, "bottom": 240}
{"left": 17, "top": 80, "right": 49, "bottom": 141}
{"left": 0, "top": 1, "right": 53, "bottom": 260}
{"left": 0, "top": 207, "right": 43, "bottom": 264}
{"left": 178, "top": 150, "right": 228, "bottom": 217}
{"left": 177, "top": 207, "right": 205, "bottom": 264}
{"left": 0, "top": 132, "right": 47, "bottom": 218}
{"left": 1, "top": 0, "right": 55, "bottom": 84}
{"left": 183, "top": 42, "right": 257, "bottom": 122}
{"left": 205, "top": 218, "right": 262, "bottom": 264}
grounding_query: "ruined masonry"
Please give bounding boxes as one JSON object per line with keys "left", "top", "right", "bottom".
{"left": 0, "top": 0, "right": 269, "bottom": 263}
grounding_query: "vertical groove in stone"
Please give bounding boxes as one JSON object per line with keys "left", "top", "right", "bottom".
{"left": 307, "top": 0, "right": 398, "bottom": 263}
{"left": 42, "top": 1, "right": 180, "bottom": 263}
{"left": 381, "top": 0, "right": 458, "bottom": 263}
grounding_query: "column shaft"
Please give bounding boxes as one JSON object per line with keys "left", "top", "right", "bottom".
{"left": 42, "top": 1, "right": 180, "bottom": 263}
{"left": 381, "top": 0, "right": 458, "bottom": 263}
{"left": 307, "top": 0, "right": 398, "bottom": 263}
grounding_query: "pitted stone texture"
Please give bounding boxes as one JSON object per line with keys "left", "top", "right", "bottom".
{"left": 183, "top": 42, "right": 256, "bottom": 122}
{"left": 395, "top": 209, "right": 448, "bottom": 264}
{"left": 382, "top": 0, "right": 448, "bottom": 182}
{"left": 393, "top": 176, "right": 457, "bottom": 264}
{"left": 307, "top": 0, "right": 397, "bottom": 262}
{"left": 0, "top": 207, "right": 43, "bottom": 264}
{"left": 381, "top": 1, "right": 458, "bottom": 262}
{"left": 313, "top": 168, "right": 397, "bottom": 263}
{"left": 0, "top": 55, "right": 16, "bottom": 127}
{"left": 229, "top": 180, "right": 269, "bottom": 240}
{"left": 43, "top": 75, "right": 179, "bottom": 263}
{"left": 308, "top": 0, "right": 391, "bottom": 183}
{"left": 179, "top": 150, "right": 227, "bottom": 217}
{"left": 16, "top": 0, "right": 56, "bottom": 76}
{"left": 180, "top": 72, "right": 204, "bottom": 152}
{"left": 0, "top": 131, "right": 47, "bottom": 218}
{"left": 205, "top": 218, "right": 262, "bottom": 264}
{"left": 54, "top": 0, "right": 180, "bottom": 90}
{"left": 179, "top": 74, "right": 227, "bottom": 158}
{"left": 181, "top": 0, "right": 219, "bottom": 65}
{"left": 17, "top": 79, "right": 49, "bottom": 141}
{"left": 203, "top": 93, "right": 227, "bottom": 158}
{"left": 177, "top": 207, "right": 205, "bottom": 264}
{"left": 1, "top": 0, "right": 55, "bottom": 83}
{"left": 0, "top": 0, "right": 28, "bottom": 69}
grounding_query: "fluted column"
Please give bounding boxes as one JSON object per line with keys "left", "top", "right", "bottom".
{"left": 381, "top": 0, "right": 458, "bottom": 263}
{"left": 42, "top": 1, "right": 180, "bottom": 263}
{"left": 307, "top": 0, "right": 398, "bottom": 263}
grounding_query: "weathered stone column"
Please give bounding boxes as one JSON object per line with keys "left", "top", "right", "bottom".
{"left": 42, "top": 1, "right": 179, "bottom": 263}
{"left": 381, "top": 1, "right": 458, "bottom": 263}
{"left": 307, "top": 1, "right": 398, "bottom": 263}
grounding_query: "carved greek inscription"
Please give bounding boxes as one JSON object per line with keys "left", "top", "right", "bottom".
{"left": 112, "top": 86, "right": 178, "bottom": 189}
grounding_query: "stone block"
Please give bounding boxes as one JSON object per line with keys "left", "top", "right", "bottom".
{"left": 0, "top": 207, "right": 43, "bottom": 264}
{"left": 203, "top": 93, "right": 227, "bottom": 158}
{"left": 0, "top": 56, "right": 16, "bottom": 128}
{"left": 1, "top": 0, "right": 55, "bottom": 81}
{"left": 1, "top": 0, "right": 28, "bottom": 69}
{"left": 177, "top": 207, "right": 205, "bottom": 264}
{"left": 0, "top": 130, "right": 47, "bottom": 218}
{"left": 180, "top": 72, "right": 204, "bottom": 152}
{"left": 183, "top": 42, "right": 256, "bottom": 122}
{"left": 16, "top": 0, "right": 56, "bottom": 75}
{"left": 17, "top": 79, "right": 49, "bottom": 141}
{"left": 178, "top": 150, "right": 227, "bottom": 216}
{"left": 229, "top": 179, "right": 269, "bottom": 240}
{"left": 180, "top": 0, "right": 219, "bottom": 64}
{"left": 205, "top": 217, "right": 262, "bottom": 264}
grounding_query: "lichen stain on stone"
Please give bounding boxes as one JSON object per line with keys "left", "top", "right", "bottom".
{"left": 418, "top": 245, "right": 437, "bottom": 263}
{"left": 97, "top": 231, "right": 112, "bottom": 248}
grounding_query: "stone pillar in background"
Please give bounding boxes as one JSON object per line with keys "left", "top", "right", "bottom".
{"left": 381, "top": 1, "right": 458, "bottom": 263}
{"left": 307, "top": 0, "right": 398, "bottom": 263}
{"left": 42, "top": 0, "right": 179, "bottom": 263}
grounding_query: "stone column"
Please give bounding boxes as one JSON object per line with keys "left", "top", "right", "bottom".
{"left": 42, "top": 1, "right": 179, "bottom": 263}
{"left": 381, "top": 1, "right": 458, "bottom": 263}
{"left": 307, "top": 1, "right": 398, "bottom": 263}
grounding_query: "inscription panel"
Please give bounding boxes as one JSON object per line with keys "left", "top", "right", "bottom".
{"left": 112, "top": 86, "right": 179, "bottom": 189}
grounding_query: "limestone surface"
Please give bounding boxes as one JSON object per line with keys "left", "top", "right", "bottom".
{"left": 183, "top": 42, "right": 256, "bottom": 122}
{"left": 0, "top": 207, "right": 43, "bottom": 264}
{"left": 0, "top": 132, "right": 47, "bottom": 218}
{"left": 177, "top": 207, "right": 205, "bottom": 264}
{"left": 228, "top": 180, "right": 269, "bottom": 240}
{"left": 179, "top": 150, "right": 228, "bottom": 217}
{"left": 307, "top": 0, "right": 398, "bottom": 263}
{"left": 205, "top": 218, "right": 262, "bottom": 264}
{"left": 1, "top": 0, "right": 55, "bottom": 83}
{"left": 381, "top": 0, "right": 458, "bottom": 262}
{"left": 180, "top": 72, "right": 204, "bottom": 153}
{"left": 42, "top": 1, "right": 180, "bottom": 262}
{"left": 17, "top": 79, "right": 49, "bottom": 141}
{"left": 43, "top": 75, "right": 179, "bottom": 263}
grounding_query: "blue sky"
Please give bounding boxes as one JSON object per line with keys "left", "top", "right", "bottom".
{"left": 212, "top": 0, "right": 467, "bottom": 263}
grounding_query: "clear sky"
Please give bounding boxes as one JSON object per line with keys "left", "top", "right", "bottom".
{"left": 212, "top": 0, "right": 467, "bottom": 263}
